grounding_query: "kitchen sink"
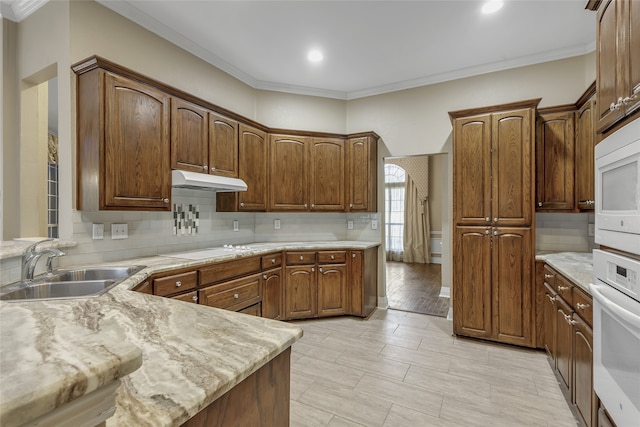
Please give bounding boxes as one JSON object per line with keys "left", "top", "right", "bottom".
{"left": 0, "top": 265, "right": 145, "bottom": 302}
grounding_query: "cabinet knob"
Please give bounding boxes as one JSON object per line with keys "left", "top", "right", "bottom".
{"left": 538, "top": 202, "right": 542, "bottom": 207}
{"left": 271, "top": 259, "right": 276, "bottom": 264}
{"left": 164, "top": 198, "right": 170, "bottom": 203}
{"left": 240, "top": 202, "right": 245, "bottom": 207}
{"left": 493, "top": 230, "right": 498, "bottom": 236}
{"left": 311, "top": 267, "right": 315, "bottom": 272}
{"left": 485, "top": 217, "right": 490, "bottom": 222}
{"left": 331, "top": 255, "right": 335, "bottom": 260}
{"left": 493, "top": 217, "right": 498, "bottom": 223}
{"left": 558, "top": 285, "right": 570, "bottom": 291}
{"left": 233, "top": 293, "right": 239, "bottom": 299}
{"left": 311, "top": 204, "right": 315, "bottom": 208}
{"left": 203, "top": 165, "right": 208, "bottom": 171}
{"left": 263, "top": 274, "right": 267, "bottom": 280}
{"left": 319, "top": 267, "right": 323, "bottom": 272}
{"left": 211, "top": 167, "right": 216, "bottom": 171}
{"left": 350, "top": 203, "right": 353, "bottom": 208}
{"left": 304, "top": 204, "right": 308, "bottom": 208}
{"left": 485, "top": 229, "right": 490, "bottom": 235}
{"left": 191, "top": 295, "right": 198, "bottom": 302}
{"left": 175, "top": 281, "right": 182, "bottom": 287}
{"left": 576, "top": 302, "right": 590, "bottom": 310}
{"left": 352, "top": 253, "right": 356, "bottom": 258}
{"left": 300, "top": 256, "right": 304, "bottom": 260}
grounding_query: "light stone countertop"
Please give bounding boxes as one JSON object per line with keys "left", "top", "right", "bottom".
{"left": 0, "top": 239, "right": 77, "bottom": 260}
{"left": 0, "top": 241, "right": 378, "bottom": 427}
{"left": 537, "top": 251, "right": 594, "bottom": 294}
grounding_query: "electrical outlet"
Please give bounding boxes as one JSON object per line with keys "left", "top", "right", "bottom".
{"left": 111, "top": 223, "right": 128, "bottom": 239}
{"left": 92, "top": 223, "right": 104, "bottom": 240}
{"left": 233, "top": 220, "right": 239, "bottom": 232}
{"left": 274, "top": 219, "right": 281, "bottom": 230}
{"left": 588, "top": 223, "right": 595, "bottom": 237}
{"left": 347, "top": 220, "right": 354, "bottom": 230}
{"left": 371, "top": 219, "right": 378, "bottom": 230}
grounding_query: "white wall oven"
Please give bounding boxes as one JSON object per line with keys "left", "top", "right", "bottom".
{"left": 592, "top": 118, "right": 640, "bottom": 427}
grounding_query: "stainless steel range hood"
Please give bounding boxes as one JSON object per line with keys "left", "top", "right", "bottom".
{"left": 172, "top": 170, "right": 247, "bottom": 192}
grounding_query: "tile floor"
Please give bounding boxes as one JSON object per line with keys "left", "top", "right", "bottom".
{"left": 386, "top": 262, "right": 450, "bottom": 317}
{"left": 289, "top": 309, "right": 578, "bottom": 427}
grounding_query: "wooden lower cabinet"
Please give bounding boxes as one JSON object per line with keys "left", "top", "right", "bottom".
{"left": 539, "top": 264, "right": 597, "bottom": 427}
{"left": 317, "top": 263, "right": 347, "bottom": 317}
{"left": 262, "top": 267, "right": 283, "bottom": 320}
{"left": 199, "top": 273, "right": 261, "bottom": 312}
{"left": 182, "top": 348, "right": 291, "bottom": 427}
{"left": 238, "top": 303, "right": 262, "bottom": 317}
{"left": 284, "top": 264, "right": 317, "bottom": 319}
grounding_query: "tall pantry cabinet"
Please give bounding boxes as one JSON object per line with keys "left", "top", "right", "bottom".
{"left": 449, "top": 99, "right": 539, "bottom": 348}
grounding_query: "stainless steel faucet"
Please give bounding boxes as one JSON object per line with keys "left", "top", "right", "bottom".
{"left": 21, "top": 238, "right": 66, "bottom": 281}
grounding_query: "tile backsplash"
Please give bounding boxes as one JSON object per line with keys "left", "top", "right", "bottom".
{"left": 58, "top": 188, "right": 382, "bottom": 268}
{"left": 536, "top": 212, "right": 595, "bottom": 253}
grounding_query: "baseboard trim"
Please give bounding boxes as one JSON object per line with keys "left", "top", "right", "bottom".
{"left": 377, "top": 296, "right": 389, "bottom": 309}
{"left": 439, "top": 286, "right": 450, "bottom": 298}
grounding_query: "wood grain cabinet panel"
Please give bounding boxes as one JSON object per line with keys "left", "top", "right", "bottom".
{"left": 346, "top": 136, "right": 377, "bottom": 212}
{"left": 596, "top": 0, "right": 640, "bottom": 132}
{"left": 310, "top": 138, "right": 345, "bottom": 211}
{"left": 172, "top": 291, "right": 199, "bottom": 304}
{"left": 576, "top": 97, "right": 596, "bottom": 210}
{"left": 543, "top": 282, "right": 558, "bottom": 360}
{"left": 317, "top": 263, "right": 347, "bottom": 317}
{"left": 536, "top": 110, "right": 575, "bottom": 211}
{"left": 217, "top": 125, "right": 268, "bottom": 211}
{"left": 199, "top": 273, "right": 261, "bottom": 311}
{"left": 574, "top": 313, "right": 596, "bottom": 427}
{"left": 269, "top": 134, "right": 311, "bottom": 211}
{"left": 171, "top": 97, "right": 209, "bottom": 173}
{"left": 80, "top": 71, "right": 172, "bottom": 211}
{"left": 209, "top": 113, "right": 238, "bottom": 177}
{"left": 262, "top": 267, "right": 283, "bottom": 320}
{"left": 154, "top": 271, "right": 198, "bottom": 297}
{"left": 556, "top": 295, "right": 573, "bottom": 391}
{"left": 284, "top": 265, "right": 317, "bottom": 319}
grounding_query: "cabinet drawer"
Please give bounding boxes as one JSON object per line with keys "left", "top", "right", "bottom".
{"left": 238, "top": 302, "right": 262, "bottom": 317}
{"left": 172, "top": 290, "right": 198, "bottom": 304}
{"left": 199, "top": 273, "right": 261, "bottom": 310}
{"left": 318, "top": 251, "right": 346, "bottom": 264}
{"left": 261, "top": 253, "right": 282, "bottom": 269}
{"left": 286, "top": 252, "right": 316, "bottom": 265}
{"left": 154, "top": 271, "right": 198, "bottom": 296}
{"left": 200, "top": 257, "right": 261, "bottom": 285}
{"left": 573, "top": 287, "right": 593, "bottom": 327}
{"left": 543, "top": 265, "right": 556, "bottom": 287}
{"left": 555, "top": 274, "right": 573, "bottom": 305}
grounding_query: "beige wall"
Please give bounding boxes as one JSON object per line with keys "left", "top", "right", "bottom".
{"left": 347, "top": 53, "right": 596, "bottom": 156}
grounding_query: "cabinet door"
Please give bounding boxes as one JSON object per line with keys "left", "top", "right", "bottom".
{"left": 596, "top": 0, "right": 626, "bottom": 131}
{"left": 555, "top": 296, "right": 573, "bottom": 391}
{"left": 238, "top": 125, "right": 268, "bottom": 211}
{"left": 104, "top": 73, "right": 171, "bottom": 210}
{"left": 543, "top": 283, "right": 558, "bottom": 361}
{"left": 492, "top": 109, "right": 534, "bottom": 225}
{"left": 348, "top": 250, "right": 364, "bottom": 316}
{"left": 262, "top": 267, "right": 283, "bottom": 320}
{"left": 576, "top": 100, "right": 596, "bottom": 210}
{"left": 310, "top": 138, "right": 345, "bottom": 211}
{"left": 171, "top": 98, "right": 209, "bottom": 173}
{"left": 347, "top": 137, "right": 376, "bottom": 212}
{"left": 284, "top": 265, "right": 317, "bottom": 319}
{"left": 625, "top": 0, "right": 640, "bottom": 117}
{"left": 317, "top": 264, "right": 347, "bottom": 317}
{"left": 492, "top": 227, "right": 534, "bottom": 347}
{"left": 453, "top": 115, "right": 492, "bottom": 226}
{"left": 209, "top": 113, "right": 238, "bottom": 177}
{"left": 536, "top": 111, "right": 575, "bottom": 211}
{"left": 574, "top": 314, "right": 595, "bottom": 427}
{"left": 453, "top": 227, "right": 492, "bottom": 338}
{"left": 270, "top": 135, "right": 310, "bottom": 211}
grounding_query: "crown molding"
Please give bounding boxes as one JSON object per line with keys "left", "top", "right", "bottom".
{"left": 0, "top": 0, "right": 48, "bottom": 22}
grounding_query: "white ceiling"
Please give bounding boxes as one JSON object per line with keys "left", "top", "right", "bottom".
{"left": 2, "top": 0, "right": 597, "bottom": 100}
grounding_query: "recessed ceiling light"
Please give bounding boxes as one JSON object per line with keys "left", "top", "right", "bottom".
{"left": 307, "top": 49, "right": 324, "bottom": 63}
{"left": 481, "top": 0, "right": 504, "bottom": 14}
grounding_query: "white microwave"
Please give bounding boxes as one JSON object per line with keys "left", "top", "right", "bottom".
{"left": 595, "top": 118, "right": 640, "bottom": 256}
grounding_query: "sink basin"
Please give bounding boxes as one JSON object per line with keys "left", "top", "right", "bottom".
{"left": 0, "top": 265, "right": 145, "bottom": 302}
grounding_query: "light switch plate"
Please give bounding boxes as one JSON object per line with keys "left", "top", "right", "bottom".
{"left": 274, "top": 219, "right": 281, "bottom": 230}
{"left": 588, "top": 223, "right": 595, "bottom": 237}
{"left": 92, "top": 223, "right": 104, "bottom": 240}
{"left": 233, "top": 220, "right": 239, "bottom": 232}
{"left": 347, "top": 220, "right": 354, "bottom": 230}
{"left": 111, "top": 223, "right": 128, "bottom": 239}
{"left": 371, "top": 219, "right": 378, "bottom": 230}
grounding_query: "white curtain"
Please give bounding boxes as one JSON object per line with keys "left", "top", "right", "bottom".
{"left": 403, "top": 174, "right": 431, "bottom": 264}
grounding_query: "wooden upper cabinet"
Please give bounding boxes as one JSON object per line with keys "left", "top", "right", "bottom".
{"left": 453, "top": 115, "right": 492, "bottom": 226}
{"left": 576, "top": 97, "right": 596, "bottom": 210}
{"left": 238, "top": 125, "right": 268, "bottom": 211}
{"left": 347, "top": 136, "right": 377, "bottom": 212}
{"left": 310, "top": 138, "right": 345, "bottom": 211}
{"left": 452, "top": 106, "right": 534, "bottom": 226}
{"left": 535, "top": 110, "right": 575, "bottom": 211}
{"left": 171, "top": 97, "right": 209, "bottom": 173}
{"left": 102, "top": 72, "right": 171, "bottom": 210}
{"left": 596, "top": 0, "right": 640, "bottom": 132}
{"left": 269, "top": 134, "right": 311, "bottom": 211}
{"left": 209, "top": 113, "right": 239, "bottom": 177}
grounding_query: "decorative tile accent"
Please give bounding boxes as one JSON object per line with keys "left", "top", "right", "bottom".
{"left": 173, "top": 204, "right": 199, "bottom": 236}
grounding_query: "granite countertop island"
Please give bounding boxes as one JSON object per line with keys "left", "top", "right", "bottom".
{"left": 0, "top": 240, "right": 378, "bottom": 426}
{"left": 536, "top": 251, "right": 593, "bottom": 294}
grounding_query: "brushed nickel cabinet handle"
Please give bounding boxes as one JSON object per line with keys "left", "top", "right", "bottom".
{"left": 175, "top": 281, "right": 182, "bottom": 287}
{"left": 546, "top": 294, "right": 556, "bottom": 303}
{"left": 558, "top": 286, "right": 570, "bottom": 291}
{"left": 544, "top": 274, "right": 554, "bottom": 279}
{"left": 576, "top": 303, "right": 590, "bottom": 310}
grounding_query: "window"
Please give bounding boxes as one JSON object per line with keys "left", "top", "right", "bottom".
{"left": 47, "top": 134, "right": 59, "bottom": 238}
{"left": 385, "top": 164, "right": 406, "bottom": 258}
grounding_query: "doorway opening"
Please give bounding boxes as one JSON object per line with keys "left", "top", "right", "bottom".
{"left": 383, "top": 154, "right": 450, "bottom": 317}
